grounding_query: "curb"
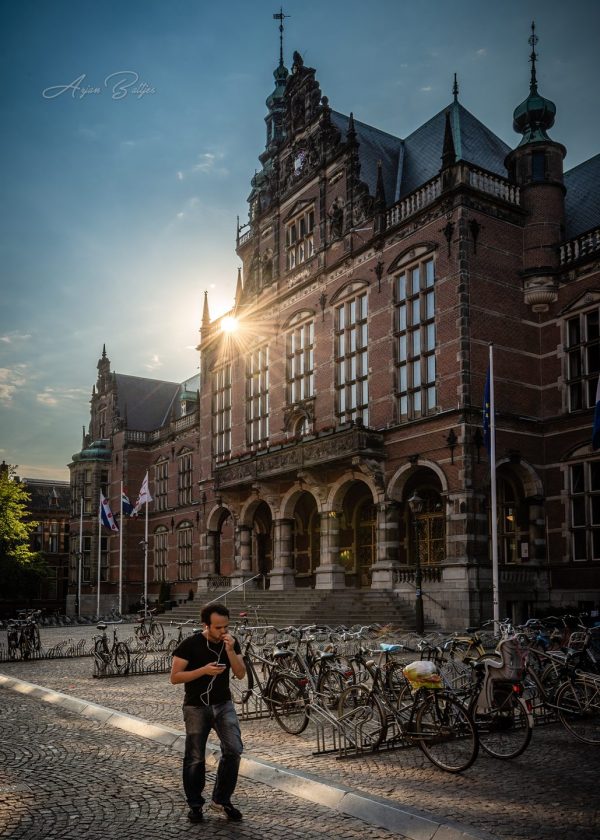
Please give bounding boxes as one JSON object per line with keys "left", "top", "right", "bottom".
{"left": 0, "top": 673, "right": 498, "bottom": 840}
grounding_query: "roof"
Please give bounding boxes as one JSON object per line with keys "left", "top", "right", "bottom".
{"left": 114, "top": 373, "right": 181, "bottom": 431}
{"left": 23, "top": 478, "right": 70, "bottom": 512}
{"left": 330, "top": 101, "right": 512, "bottom": 206}
{"left": 564, "top": 153, "right": 600, "bottom": 239}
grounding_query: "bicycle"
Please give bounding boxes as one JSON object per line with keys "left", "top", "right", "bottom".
{"left": 134, "top": 608, "right": 165, "bottom": 646}
{"left": 166, "top": 619, "right": 201, "bottom": 654}
{"left": 337, "top": 649, "right": 479, "bottom": 772}
{"left": 6, "top": 610, "right": 42, "bottom": 660}
{"left": 93, "top": 620, "right": 130, "bottom": 674}
{"left": 554, "top": 669, "right": 600, "bottom": 744}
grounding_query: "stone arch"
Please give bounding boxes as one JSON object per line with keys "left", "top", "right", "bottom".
{"left": 280, "top": 483, "right": 322, "bottom": 519}
{"left": 496, "top": 456, "right": 543, "bottom": 499}
{"left": 387, "top": 458, "right": 449, "bottom": 504}
{"left": 327, "top": 471, "right": 377, "bottom": 512}
{"left": 206, "top": 503, "right": 235, "bottom": 533}
{"left": 239, "top": 495, "right": 276, "bottom": 528}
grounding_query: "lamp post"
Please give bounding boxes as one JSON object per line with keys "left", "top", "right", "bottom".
{"left": 408, "top": 490, "right": 425, "bottom": 635}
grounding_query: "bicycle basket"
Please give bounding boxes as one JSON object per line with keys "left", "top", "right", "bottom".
{"left": 402, "top": 660, "right": 443, "bottom": 690}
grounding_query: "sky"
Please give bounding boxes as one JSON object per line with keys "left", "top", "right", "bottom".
{"left": 1, "top": 0, "right": 599, "bottom": 481}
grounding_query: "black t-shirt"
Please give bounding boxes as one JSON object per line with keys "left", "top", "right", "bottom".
{"left": 173, "top": 632, "right": 241, "bottom": 706}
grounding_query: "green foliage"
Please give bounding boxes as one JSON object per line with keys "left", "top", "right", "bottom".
{"left": 0, "top": 465, "right": 39, "bottom": 567}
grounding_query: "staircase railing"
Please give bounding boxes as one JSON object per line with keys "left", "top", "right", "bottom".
{"left": 205, "top": 573, "right": 264, "bottom": 607}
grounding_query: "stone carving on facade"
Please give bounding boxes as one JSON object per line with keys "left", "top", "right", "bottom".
{"left": 352, "top": 455, "right": 386, "bottom": 497}
{"left": 283, "top": 399, "right": 315, "bottom": 435}
{"left": 329, "top": 198, "right": 345, "bottom": 239}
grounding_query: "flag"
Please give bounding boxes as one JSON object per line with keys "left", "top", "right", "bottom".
{"left": 99, "top": 492, "right": 119, "bottom": 532}
{"left": 132, "top": 472, "right": 153, "bottom": 516}
{"left": 593, "top": 377, "right": 600, "bottom": 450}
{"left": 121, "top": 489, "right": 134, "bottom": 517}
{"left": 483, "top": 367, "right": 491, "bottom": 456}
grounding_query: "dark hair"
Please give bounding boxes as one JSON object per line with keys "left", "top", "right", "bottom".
{"left": 201, "top": 602, "right": 230, "bottom": 626}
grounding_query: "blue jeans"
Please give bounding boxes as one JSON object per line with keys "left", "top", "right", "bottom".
{"left": 182, "top": 701, "right": 243, "bottom": 808}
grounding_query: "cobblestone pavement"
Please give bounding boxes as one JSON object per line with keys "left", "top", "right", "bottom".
{"left": 2, "top": 625, "right": 600, "bottom": 840}
{"left": 0, "top": 689, "right": 398, "bottom": 840}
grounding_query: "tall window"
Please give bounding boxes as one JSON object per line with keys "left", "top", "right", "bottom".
{"left": 81, "top": 535, "right": 92, "bottom": 583}
{"left": 335, "top": 292, "right": 369, "bottom": 425}
{"left": 177, "top": 523, "right": 193, "bottom": 580}
{"left": 395, "top": 256, "right": 436, "bottom": 421}
{"left": 154, "top": 527, "right": 168, "bottom": 582}
{"left": 178, "top": 451, "right": 193, "bottom": 506}
{"left": 83, "top": 469, "right": 92, "bottom": 515}
{"left": 212, "top": 364, "right": 232, "bottom": 461}
{"left": 155, "top": 460, "right": 168, "bottom": 511}
{"left": 285, "top": 206, "right": 315, "bottom": 271}
{"left": 565, "top": 309, "right": 600, "bottom": 411}
{"left": 411, "top": 488, "right": 446, "bottom": 566}
{"left": 570, "top": 461, "right": 600, "bottom": 561}
{"left": 286, "top": 319, "right": 315, "bottom": 403}
{"left": 246, "top": 346, "right": 269, "bottom": 446}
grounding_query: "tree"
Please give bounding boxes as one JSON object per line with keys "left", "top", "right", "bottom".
{"left": 0, "top": 464, "right": 47, "bottom": 602}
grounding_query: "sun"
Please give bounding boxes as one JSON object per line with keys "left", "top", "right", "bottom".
{"left": 220, "top": 316, "right": 239, "bottom": 334}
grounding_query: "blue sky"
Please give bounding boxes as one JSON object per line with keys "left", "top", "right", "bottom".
{"left": 1, "top": 0, "right": 599, "bottom": 480}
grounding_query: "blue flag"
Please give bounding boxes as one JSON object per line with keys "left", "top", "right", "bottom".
{"left": 483, "top": 367, "right": 491, "bottom": 456}
{"left": 122, "top": 490, "right": 134, "bottom": 517}
{"left": 593, "top": 378, "right": 600, "bottom": 451}
{"left": 99, "top": 492, "right": 119, "bottom": 532}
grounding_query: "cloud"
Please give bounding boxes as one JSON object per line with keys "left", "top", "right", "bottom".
{"left": 176, "top": 171, "right": 184, "bottom": 181}
{"left": 0, "top": 366, "right": 27, "bottom": 403}
{"left": 35, "top": 386, "right": 88, "bottom": 407}
{"left": 189, "top": 151, "right": 228, "bottom": 177}
{"left": 144, "top": 354, "right": 163, "bottom": 371}
{"left": 476, "top": 48, "right": 487, "bottom": 57}
{"left": 420, "top": 86, "right": 433, "bottom": 92}
{"left": 0, "top": 332, "right": 32, "bottom": 344}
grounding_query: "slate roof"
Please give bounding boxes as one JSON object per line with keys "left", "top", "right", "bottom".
{"left": 23, "top": 479, "right": 70, "bottom": 512}
{"left": 331, "top": 101, "right": 511, "bottom": 207}
{"left": 114, "top": 373, "right": 182, "bottom": 431}
{"left": 564, "top": 153, "right": 600, "bottom": 239}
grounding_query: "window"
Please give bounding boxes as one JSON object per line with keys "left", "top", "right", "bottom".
{"left": 83, "top": 469, "right": 93, "bottom": 515}
{"left": 155, "top": 460, "right": 168, "bottom": 511}
{"left": 212, "top": 364, "right": 232, "bottom": 461}
{"left": 395, "top": 257, "right": 436, "bottom": 421}
{"left": 497, "top": 478, "right": 528, "bottom": 564}
{"left": 335, "top": 292, "right": 369, "bottom": 425}
{"left": 566, "top": 309, "right": 600, "bottom": 412}
{"left": 570, "top": 461, "right": 600, "bottom": 561}
{"left": 81, "top": 536, "right": 92, "bottom": 583}
{"left": 177, "top": 523, "right": 193, "bottom": 580}
{"left": 410, "top": 488, "right": 446, "bottom": 566}
{"left": 154, "top": 527, "right": 168, "bottom": 582}
{"left": 285, "top": 206, "right": 315, "bottom": 271}
{"left": 178, "top": 451, "right": 193, "bottom": 506}
{"left": 48, "top": 521, "right": 59, "bottom": 554}
{"left": 286, "top": 319, "right": 315, "bottom": 404}
{"left": 246, "top": 346, "right": 269, "bottom": 446}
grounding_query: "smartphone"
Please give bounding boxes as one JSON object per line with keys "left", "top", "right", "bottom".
{"left": 214, "top": 662, "right": 226, "bottom": 668}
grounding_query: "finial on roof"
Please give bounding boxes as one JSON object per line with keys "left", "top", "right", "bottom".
{"left": 512, "top": 21, "right": 556, "bottom": 146}
{"left": 102, "top": 343, "right": 106, "bottom": 359}
{"left": 347, "top": 112, "right": 356, "bottom": 143}
{"left": 201, "top": 290, "right": 210, "bottom": 328}
{"left": 441, "top": 110, "right": 457, "bottom": 169}
{"left": 529, "top": 20, "right": 538, "bottom": 93}
{"left": 374, "top": 161, "right": 386, "bottom": 210}
{"left": 452, "top": 73, "right": 459, "bottom": 103}
{"left": 273, "top": 8, "right": 289, "bottom": 69}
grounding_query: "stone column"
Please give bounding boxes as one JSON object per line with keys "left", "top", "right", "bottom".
{"left": 315, "top": 511, "right": 346, "bottom": 589}
{"left": 370, "top": 500, "right": 401, "bottom": 589}
{"left": 196, "top": 529, "right": 217, "bottom": 592}
{"left": 270, "top": 518, "right": 296, "bottom": 590}
{"left": 231, "top": 524, "right": 255, "bottom": 588}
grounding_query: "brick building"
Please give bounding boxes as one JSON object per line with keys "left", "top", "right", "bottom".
{"left": 68, "top": 33, "right": 600, "bottom": 627}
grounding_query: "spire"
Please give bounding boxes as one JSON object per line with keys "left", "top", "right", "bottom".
{"left": 347, "top": 112, "right": 356, "bottom": 143}
{"left": 234, "top": 267, "right": 243, "bottom": 308}
{"left": 201, "top": 290, "right": 210, "bottom": 329}
{"left": 512, "top": 21, "right": 556, "bottom": 146}
{"left": 102, "top": 343, "right": 106, "bottom": 359}
{"left": 273, "top": 8, "right": 289, "bottom": 70}
{"left": 441, "top": 110, "right": 457, "bottom": 169}
{"left": 374, "top": 161, "right": 387, "bottom": 237}
{"left": 452, "top": 73, "right": 459, "bottom": 103}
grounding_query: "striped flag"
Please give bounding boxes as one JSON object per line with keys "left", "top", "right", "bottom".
{"left": 99, "top": 492, "right": 119, "bottom": 532}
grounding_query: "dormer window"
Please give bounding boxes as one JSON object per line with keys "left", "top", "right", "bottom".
{"left": 286, "top": 207, "right": 315, "bottom": 271}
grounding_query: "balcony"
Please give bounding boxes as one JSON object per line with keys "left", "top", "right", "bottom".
{"left": 214, "top": 425, "right": 384, "bottom": 488}
{"left": 560, "top": 226, "right": 600, "bottom": 266}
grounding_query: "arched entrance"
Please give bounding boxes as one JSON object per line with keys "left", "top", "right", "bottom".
{"left": 402, "top": 473, "right": 445, "bottom": 567}
{"left": 252, "top": 501, "right": 272, "bottom": 583}
{"left": 291, "top": 491, "right": 320, "bottom": 587}
{"left": 338, "top": 481, "right": 376, "bottom": 588}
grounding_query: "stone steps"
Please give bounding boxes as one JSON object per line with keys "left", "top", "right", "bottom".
{"left": 164, "top": 589, "right": 418, "bottom": 629}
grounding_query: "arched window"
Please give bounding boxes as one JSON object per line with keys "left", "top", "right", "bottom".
{"left": 407, "top": 486, "right": 445, "bottom": 566}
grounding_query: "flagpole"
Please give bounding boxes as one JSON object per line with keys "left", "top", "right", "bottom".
{"left": 489, "top": 343, "right": 500, "bottom": 630}
{"left": 78, "top": 495, "right": 83, "bottom": 618}
{"left": 97, "top": 495, "right": 102, "bottom": 618}
{"left": 119, "top": 480, "right": 123, "bottom": 616}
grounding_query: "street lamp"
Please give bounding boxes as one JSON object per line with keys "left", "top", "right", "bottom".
{"left": 407, "top": 490, "right": 425, "bottom": 635}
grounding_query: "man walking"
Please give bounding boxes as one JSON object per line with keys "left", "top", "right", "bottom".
{"left": 170, "top": 602, "right": 245, "bottom": 823}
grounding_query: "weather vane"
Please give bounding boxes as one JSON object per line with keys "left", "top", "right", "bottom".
{"left": 528, "top": 20, "right": 538, "bottom": 91}
{"left": 273, "top": 8, "right": 290, "bottom": 67}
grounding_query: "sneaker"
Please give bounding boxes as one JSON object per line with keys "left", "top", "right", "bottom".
{"left": 187, "top": 807, "right": 203, "bottom": 823}
{"left": 209, "top": 801, "right": 243, "bottom": 821}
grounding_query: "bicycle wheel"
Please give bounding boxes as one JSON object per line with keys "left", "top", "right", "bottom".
{"left": 556, "top": 678, "right": 600, "bottom": 745}
{"left": 231, "top": 659, "right": 254, "bottom": 705}
{"left": 472, "top": 690, "right": 532, "bottom": 759}
{"left": 267, "top": 674, "right": 309, "bottom": 735}
{"left": 20, "top": 635, "right": 31, "bottom": 660}
{"left": 316, "top": 667, "right": 347, "bottom": 710}
{"left": 337, "top": 684, "right": 388, "bottom": 749}
{"left": 94, "top": 637, "right": 111, "bottom": 664}
{"left": 151, "top": 621, "right": 165, "bottom": 645}
{"left": 416, "top": 692, "right": 478, "bottom": 773}
{"left": 113, "top": 642, "right": 130, "bottom": 674}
